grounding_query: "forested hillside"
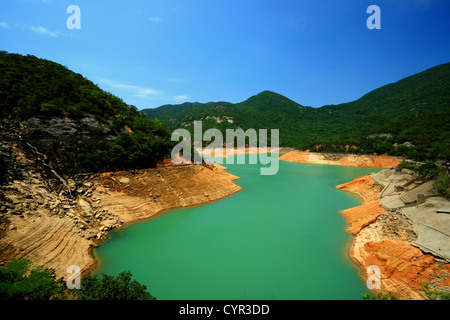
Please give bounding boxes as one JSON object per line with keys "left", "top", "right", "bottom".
{"left": 0, "top": 51, "right": 173, "bottom": 175}
{"left": 143, "top": 63, "right": 450, "bottom": 161}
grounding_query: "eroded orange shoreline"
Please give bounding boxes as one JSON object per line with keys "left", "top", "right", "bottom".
{"left": 87, "top": 166, "right": 243, "bottom": 275}
{"left": 277, "top": 151, "right": 449, "bottom": 299}
{"left": 91, "top": 153, "right": 449, "bottom": 300}
{"left": 78, "top": 152, "right": 450, "bottom": 299}
{"left": 335, "top": 174, "right": 450, "bottom": 300}
{"left": 279, "top": 150, "right": 402, "bottom": 169}
{"left": 0, "top": 160, "right": 242, "bottom": 281}
{"left": 3, "top": 146, "right": 448, "bottom": 300}
{"left": 85, "top": 163, "right": 243, "bottom": 275}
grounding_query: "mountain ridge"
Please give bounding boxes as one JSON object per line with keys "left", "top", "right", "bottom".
{"left": 142, "top": 62, "right": 450, "bottom": 161}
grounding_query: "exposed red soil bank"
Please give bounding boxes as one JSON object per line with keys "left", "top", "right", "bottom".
{"left": 280, "top": 151, "right": 402, "bottom": 169}
{"left": 336, "top": 175, "right": 450, "bottom": 300}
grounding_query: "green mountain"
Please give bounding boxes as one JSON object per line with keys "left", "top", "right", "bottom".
{"left": 142, "top": 91, "right": 313, "bottom": 147}
{"left": 0, "top": 51, "right": 173, "bottom": 177}
{"left": 142, "top": 63, "right": 450, "bottom": 161}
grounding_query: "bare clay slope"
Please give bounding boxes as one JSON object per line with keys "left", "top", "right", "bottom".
{"left": 0, "top": 140, "right": 241, "bottom": 280}
{"left": 336, "top": 169, "right": 450, "bottom": 300}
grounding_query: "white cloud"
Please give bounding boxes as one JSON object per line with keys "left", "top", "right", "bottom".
{"left": 148, "top": 17, "right": 162, "bottom": 23}
{"left": 0, "top": 22, "right": 66, "bottom": 37}
{"left": 99, "top": 78, "right": 162, "bottom": 100}
{"left": 29, "top": 26, "right": 63, "bottom": 37}
{"left": 0, "top": 22, "right": 10, "bottom": 29}
{"left": 173, "top": 95, "right": 190, "bottom": 102}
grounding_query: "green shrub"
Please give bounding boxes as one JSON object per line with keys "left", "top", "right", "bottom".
{"left": 422, "top": 283, "right": 450, "bottom": 300}
{"left": 0, "top": 259, "right": 66, "bottom": 300}
{"left": 71, "top": 271, "right": 156, "bottom": 300}
{"left": 435, "top": 172, "right": 450, "bottom": 199}
{"left": 361, "top": 291, "right": 399, "bottom": 300}
{"left": 397, "top": 160, "right": 439, "bottom": 177}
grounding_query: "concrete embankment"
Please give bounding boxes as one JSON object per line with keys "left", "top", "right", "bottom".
{"left": 336, "top": 169, "right": 450, "bottom": 300}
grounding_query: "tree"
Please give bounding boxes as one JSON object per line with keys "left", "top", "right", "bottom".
{"left": 71, "top": 271, "right": 156, "bottom": 300}
{"left": 0, "top": 258, "right": 67, "bottom": 300}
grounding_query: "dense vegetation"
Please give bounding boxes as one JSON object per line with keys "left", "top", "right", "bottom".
{"left": 72, "top": 271, "right": 156, "bottom": 300}
{"left": 0, "top": 258, "right": 66, "bottom": 300}
{"left": 0, "top": 51, "right": 173, "bottom": 174}
{"left": 0, "top": 259, "right": 156, "bottom": 300}
{"left": 143, "top": 62, "right": 450, "bottom": 162}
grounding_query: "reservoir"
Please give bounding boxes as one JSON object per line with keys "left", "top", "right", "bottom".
{"left": 94, "top": 156, "right": 380, "bottom": 299}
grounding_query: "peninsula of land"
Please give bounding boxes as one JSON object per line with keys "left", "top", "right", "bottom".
{"left": 0, "top": 158, "right": 242, "bottom": 280}
{"left": 280, "top": 150, "right": 402, "bottom": 169}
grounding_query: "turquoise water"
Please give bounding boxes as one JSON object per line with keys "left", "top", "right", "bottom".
{"left": 94, "top": 156, "right": 379, "bottom": 300}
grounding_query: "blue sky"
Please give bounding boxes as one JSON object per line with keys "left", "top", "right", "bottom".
{"left": 1, "top": 0, "right": 449, "bottom": 109}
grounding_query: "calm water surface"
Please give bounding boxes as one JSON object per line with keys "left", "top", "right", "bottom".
{"left": 94, "top": 156, "right": 379, "bottom": 299}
